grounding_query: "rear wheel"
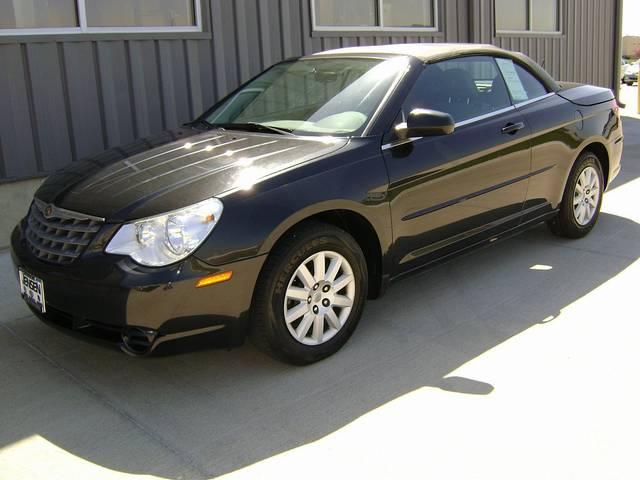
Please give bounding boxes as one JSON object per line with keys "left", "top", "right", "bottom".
{"left": 547, "top": 151, "right": 604, "bottom": 238}
{"left": 251, "top": 222, "right": 367, "bottom": 364}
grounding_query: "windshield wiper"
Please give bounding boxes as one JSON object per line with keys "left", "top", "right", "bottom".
{"left": 208, "top": 122, "right": 295, "bottom": 136}
{"left": 246, "top": 122, "right": 295, "bottom": 136}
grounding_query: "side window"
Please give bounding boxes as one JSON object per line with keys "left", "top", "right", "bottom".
{"left": 401, "top": 56, "right": 512, "bottom": 123}
{"left": 495, "top": 58, "right": 548, "bottom": 103}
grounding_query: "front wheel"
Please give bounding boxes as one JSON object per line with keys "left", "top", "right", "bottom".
{"left": 547, "top": 151, "right": 604, "bottom": 238}
{"left": 251, "top": 222, "right": 368, "bottom": 364}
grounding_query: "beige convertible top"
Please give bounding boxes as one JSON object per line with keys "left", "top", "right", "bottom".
{"left": 312, "top": 43, "right": 503, "bottom": 62}
{"left": 309, "top": 43, "right": 560, "bottom": 91}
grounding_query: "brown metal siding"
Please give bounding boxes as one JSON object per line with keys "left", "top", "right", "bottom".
{"left": 0, "top": 0, "right": 619, "bottom": 182}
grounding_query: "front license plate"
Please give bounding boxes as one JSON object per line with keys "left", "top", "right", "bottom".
{"left": 19, "top": 269, "right": 46, "bottom": 313}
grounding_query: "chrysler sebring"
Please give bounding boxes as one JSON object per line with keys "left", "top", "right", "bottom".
{"left": 11, "top": 44, "right": 623, "bottom": 364}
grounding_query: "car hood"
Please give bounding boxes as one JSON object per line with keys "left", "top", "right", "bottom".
{"left": 35, "top": 128, "right": 347, "bottom": 221}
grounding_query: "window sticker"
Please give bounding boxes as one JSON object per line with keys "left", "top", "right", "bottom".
{"left": 496, "top": 58, "right": 529, "bottom": 103}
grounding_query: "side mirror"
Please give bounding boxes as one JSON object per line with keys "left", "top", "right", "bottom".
{"left": 395, "top": 108, "right": 455, "bottom": 139}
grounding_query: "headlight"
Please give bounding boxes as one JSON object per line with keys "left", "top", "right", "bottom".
{"left": 105, "top": 198, "right": 223, "bottom": 266}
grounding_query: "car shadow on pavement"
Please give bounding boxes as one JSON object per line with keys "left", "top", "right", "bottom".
{"left": 2, "top": 207, "right": 639, "bottom": 479}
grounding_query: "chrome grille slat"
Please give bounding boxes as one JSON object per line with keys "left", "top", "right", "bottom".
{"left": 25, "top": 201, "right": 103, "bottom": 265}
{"left": 29, "top": 204, "right": 101, "bottom": 233}
{"left": 27, "top": 216, "right": 91, "bottom": 246}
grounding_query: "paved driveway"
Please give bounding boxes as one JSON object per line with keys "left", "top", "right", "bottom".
{"left": 1, "top": 117, "right": 639, "bottom": 480}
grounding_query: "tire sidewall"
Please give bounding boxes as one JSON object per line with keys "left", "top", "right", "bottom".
{"left": 564, "top": 154, "right": 604, "bottom": 234}
{"left": 263, "top": 229, "right": 367, "bottom": 363}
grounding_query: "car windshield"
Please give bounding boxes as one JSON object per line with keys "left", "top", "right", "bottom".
{"left": 202, "top": 56, "right": 409, "bottom": 137}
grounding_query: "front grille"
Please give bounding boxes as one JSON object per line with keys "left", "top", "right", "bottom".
{"left": 25, "top": 199, "right": 104, "bottom": 265}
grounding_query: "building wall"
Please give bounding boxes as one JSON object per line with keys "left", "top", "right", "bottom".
{"left": 622, "top": 35, "right": 640, "bottom": 59}
{"left": 0, "top": 0, "right": 620, "bottom": 186}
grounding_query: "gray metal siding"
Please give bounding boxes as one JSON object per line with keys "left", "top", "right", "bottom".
{"left": 0, "top": 0, "right": 620, "bottom": 182}
{"left": 485, "top": 0, "right": 618, "bottom": 90}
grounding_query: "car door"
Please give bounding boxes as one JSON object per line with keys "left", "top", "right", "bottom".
{"left": 382, "top": 55, "right": 531, "bottom": 275}
{"left": 493, "top": 57, "right": 579, "bottom": 223}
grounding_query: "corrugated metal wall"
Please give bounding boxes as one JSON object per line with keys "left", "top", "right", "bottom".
{"left": 474, "top": 0, "right": 617, "bottom": 91}
{"left": 0, "top": 0, "right": 618, "bottom": 183}
{"left": 0, "top": 38, "right": 217, "bottom": 180}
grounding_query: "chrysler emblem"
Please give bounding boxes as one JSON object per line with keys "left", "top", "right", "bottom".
{"left": 44, "top": 205, "right": 54, "bottom": 218}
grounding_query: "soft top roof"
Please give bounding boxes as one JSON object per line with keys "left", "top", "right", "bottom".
{"left": 310, "top": 43, "right": 559, "bottom": 92}
{"left": 312, "top": 43, "right": 502, "bottom": 62}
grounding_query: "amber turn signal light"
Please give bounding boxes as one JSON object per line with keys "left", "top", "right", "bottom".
{"left": 196, "top": 271, "right": 233, "bottom": 288}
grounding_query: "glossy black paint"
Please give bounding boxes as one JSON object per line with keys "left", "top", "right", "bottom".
{"left": 10, "top": 45, "right": 623, "bottom": 351}
{"left": 396, "top": 108, "right": 456, "bottom": 138}
{"left": 36, "top": 128, "right": 348, "bottom": 221}
{"left": 384, "top": 107, "right": 532, "bottom": 274}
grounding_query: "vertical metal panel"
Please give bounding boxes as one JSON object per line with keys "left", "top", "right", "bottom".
{"left": 457, "top": 0, "right": 470, "bottom": 42}
{"left": 211, "top": 0, "right": 240, "bottom": 99}
{"left": 157, "top": 40, "right": 192, "bottom": 127}
{"left": 0, "top": 44, "right": 38, "bottom": 178}
{"left": 95, "top": 41, "right": 136, "bottom": 147}
{"left": 257, "top": 1, "right": 280, "bottom": 67}
{"left": 25, "top": 43, "right": 73, "bottom": 172}
{"left": 0, "top": 0, "right": 621, "bottom": 182}
{"left": 61, "top": 42, "right": 106, "bottom": 159}
{"left": 297, "top": 0, "right": 314, "bottom": 55}
{"left": 233, "top": 0, "right": 262, "bottom": 82}
{"left": 185, "top": 39, "right": 216, "bottom": 117}
{"left": 128, "top": 40, "right": 165, "bottom": 136}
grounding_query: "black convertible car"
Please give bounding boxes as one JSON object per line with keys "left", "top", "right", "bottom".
{"left": 12, "top": 44, "right": 622, "bottom": 364}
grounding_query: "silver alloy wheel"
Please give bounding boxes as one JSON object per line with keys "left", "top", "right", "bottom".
{"left": 573, "top": 166, "right": 601, "bottom": 226}
{"left": 283, "top": 250, "right": 356, "bottom": 346}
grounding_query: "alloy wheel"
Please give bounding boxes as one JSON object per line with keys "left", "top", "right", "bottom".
{"left": 283, "top": 250, "right": 355, "bottom": 346}
{"left": 573, "top": 165, "right": 600, "bottom": 226}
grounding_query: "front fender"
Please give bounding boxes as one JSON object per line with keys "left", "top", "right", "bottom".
{"left": 257, "top": 198, "right": 390, "bottom": 255}
{"left": 193, "top": 139, "right": 392, "bottom": 268}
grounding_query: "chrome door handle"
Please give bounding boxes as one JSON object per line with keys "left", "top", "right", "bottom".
{"left": 501, "top": 122, "right": 525, "bottom": 135}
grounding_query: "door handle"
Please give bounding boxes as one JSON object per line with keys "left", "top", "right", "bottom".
{"left": 501, "top": 122, "right": 525, "bottom": 135}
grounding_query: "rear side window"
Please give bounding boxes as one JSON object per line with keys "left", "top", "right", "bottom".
{"left": 402, "top": 56, "right": 512, "bottom": 123}
{"left": 495, "top": 58, "right": 548, "bottom": 103}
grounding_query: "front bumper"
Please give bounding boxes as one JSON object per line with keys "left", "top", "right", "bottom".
{"left": 10, "top": 220, "right": 266, "bottom": 353}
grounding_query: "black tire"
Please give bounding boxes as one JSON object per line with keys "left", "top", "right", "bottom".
{"left": 547, "top": 151, "right": 604, "bottom": 239}
{"left": 251, "top": 221, "right": 368, "bottom": 365}
{"left": 625, "top": 80, "right": 634, "bottom": 86}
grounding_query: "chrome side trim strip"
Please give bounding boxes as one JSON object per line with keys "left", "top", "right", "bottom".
{"left": 401, "top": 165, "right": 555, "bottom": 221}
{"left": 513, "top": 92, "right": 556, "bottom": 109}
{"left": 381, "top": 136, "right": 421, "bottom": 151}
{"left": 454, "top": 105, "right": 516, "bottom": 128}
{"left": 381, "top": 105, "right": 516, "bottom": 151}
{"left": 381, "top": 93, "right": 556, "bottom": 152}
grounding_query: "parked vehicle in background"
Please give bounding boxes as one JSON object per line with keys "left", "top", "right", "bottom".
{"left": 622, "top": 61, "right": 639, "bottom": 85}
{"left": 11, "top": 43, "right": 623, "bottom": 364}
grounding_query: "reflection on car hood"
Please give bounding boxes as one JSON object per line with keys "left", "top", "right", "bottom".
{"left": 35, "top": 128, "right": 347, "bottom": 221}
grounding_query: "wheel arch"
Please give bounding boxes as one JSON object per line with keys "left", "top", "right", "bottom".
{"left": 562, "top": 139, "right": 611, "bottom": 196}
{"left": 259, "top": 203, "right": 387, "bottom": 299}
{"left": 581, "top": 141, "right": 610, "bottom": 188}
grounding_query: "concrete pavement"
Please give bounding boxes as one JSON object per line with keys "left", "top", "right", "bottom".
{"left": 1, "top": 116, "right": 639, "bottom": 480}
{"left": 620, "top": 83, "right": 639, "bottom": 118}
